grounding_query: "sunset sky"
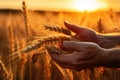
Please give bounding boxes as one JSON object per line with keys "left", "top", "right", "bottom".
{"left": 0, "top": 0, "right": 120, "bottom": 12}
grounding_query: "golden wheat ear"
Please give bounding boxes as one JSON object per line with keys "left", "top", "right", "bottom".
{"left": 9, "top": 35, "right": 71, "bottom": 64}
{"left": 22, "top": 1, "right": 29, "bottom": 41}
{"left": 21, "top": 36, "right": 70, "bottom": 53}
{"left": 10, "top": 36, "right": 71, "bottom": 60}
{"left": 30, "top": 36, "right": 70, "bottom": 63}
{"left": 44, "top": 25, "right": 72, "bottom": 35}
{"left": 32, "top": 45, "right": 69, "bottom": 63}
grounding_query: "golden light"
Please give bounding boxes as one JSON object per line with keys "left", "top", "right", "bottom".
{"left": 71, "top": 0, "right": 108, "bottom": 12}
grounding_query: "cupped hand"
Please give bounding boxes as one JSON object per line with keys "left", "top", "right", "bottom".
{"left": 48, "top": 41, "right": 107, "bottom": 70}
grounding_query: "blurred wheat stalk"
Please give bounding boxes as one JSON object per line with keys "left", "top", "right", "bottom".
{"left": 22, "top": 0, "right": 29, "bottom": 42}
{"left": 0, "top": 60, "right": 13, "bottom": 80}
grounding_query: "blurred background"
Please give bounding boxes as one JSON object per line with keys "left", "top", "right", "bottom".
{"left": 0, "top": 0, "right": 120, "bottom": 12}
{"left": 0, "top": 0, "right": 120, "bottom": 80}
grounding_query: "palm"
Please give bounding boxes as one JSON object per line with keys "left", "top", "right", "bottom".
{"left": 47, "top": 41, "right": 105, "bottom": 70}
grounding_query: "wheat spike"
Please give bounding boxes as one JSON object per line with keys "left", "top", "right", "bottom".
{"left": 9, "top": 36, "right": 70, "bottom": 62}
{"left": 44, "top": 25, "right": 71, "bottom": 35}
{"left": 22, "top": 1, "right": 31, "bottom": 79}
{"left": 32, "top": 45, "right": 69, "bottom": 63}
{"left": 20, "top": 36, "right": 70, "bottom": 53}
{"left": 22, "top": 1, "right": 29, "bottom": 41}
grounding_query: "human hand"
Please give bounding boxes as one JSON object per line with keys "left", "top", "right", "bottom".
{"left": 47, "top": 41, "right": 107, "bottom": 70}
{"left": 64, "top": 21, "right": 116, "bottom": 48}
{"left": 64, "top": 21, "right": 98, "bottom": 43}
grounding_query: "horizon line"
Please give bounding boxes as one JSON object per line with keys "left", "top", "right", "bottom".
{"left": 0, "top": 8, "right": 120, "bottom": 13}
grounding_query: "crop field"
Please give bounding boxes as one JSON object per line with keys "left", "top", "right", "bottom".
{"left": 0, "top": 8, "right": 120, "bottom": 80}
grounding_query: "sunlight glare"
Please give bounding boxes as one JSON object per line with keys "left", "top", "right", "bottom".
{"left": 71, "top": 0, "right": 108, "bottom": 12}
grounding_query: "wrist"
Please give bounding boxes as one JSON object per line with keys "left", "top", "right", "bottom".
{"left": 97, "top": 34, "right": 120, "bottom": 48}
{"left": 101, "top": 48, "right": 111, "bottom": 66}
{"left": 101, "top": 48, "right": 120, "bottom": 68}
{"left": 97, "top": 34, "right": 115, "bottom": 48}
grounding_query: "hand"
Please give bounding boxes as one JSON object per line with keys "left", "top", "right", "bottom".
{"left": 64, "top": 21, "right": 116, "bottom": 48}
{"left": 64, "top": 21, "right": 98, "bottom": 43}
{"left": 48, "top": 41, "right": 107, "bottom": 71}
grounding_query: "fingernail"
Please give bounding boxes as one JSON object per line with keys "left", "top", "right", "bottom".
{"left": 64, "top": 20, "right": 70, "bottom": 24}
{"left": 64, "top": 20, "right": 68, "bottom": 23}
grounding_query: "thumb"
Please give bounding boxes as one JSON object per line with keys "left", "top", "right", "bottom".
{"left": 64, "top": 21, "right": 98, "bottom": 43}
{"left": 64, "top": 21, "right": 84, "bottom": 34}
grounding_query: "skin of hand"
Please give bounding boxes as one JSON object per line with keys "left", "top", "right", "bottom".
{"left": 48, "top": 41, "right": 108, "bottom": 71}
{"left": 64, "top": 21, "right": 120, "bottom": 48}
{"left": 64, "top": 21, "right": 98, "bottom": 43}
{"left": 48, "top": 22, "right": 120, "bottom": 70}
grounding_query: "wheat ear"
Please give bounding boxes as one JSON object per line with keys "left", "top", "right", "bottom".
{"left": 44, "top": 25, "right": 71, "bottom": 35}
{"left": 32, "top": 45, "right": 69, "bottom": 63}
{"left": 21, "top": 36, "right": 70, "bottom": 53}
{"left": 9, "top": 36, "right": 70, "bottom": 61}
{"left": 22, "top": 1, "right": 29, "bottom": 41}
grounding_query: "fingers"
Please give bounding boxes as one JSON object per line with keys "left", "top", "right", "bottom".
{"left": 62, "top": 41, "right": 80, "bottom": 51}
{"left": 47, "top": 49, "right": 77, "bottom": 69}
{"left": 62, "top": 41, "right": 96, "bottom": 51}
{"left": 47, "top": 47, "right": 97, "bottom": 70}
{"left": 64, "top": 21, "right": 83, "bottom": 34}
{"left": 48, "top": 50, "right": 73, "bottom": 64}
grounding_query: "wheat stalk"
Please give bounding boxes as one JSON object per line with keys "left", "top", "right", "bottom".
{"left": 0, "top": 60, "right": 9, "bottom": 80}
{"left": 22, "top": 1, "right": 31, "bottom": 79}
{"left": 97, "top": 18, "right": 104, "bottom": 33}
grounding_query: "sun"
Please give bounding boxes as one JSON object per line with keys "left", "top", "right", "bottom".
{"left": 71, "top": 0, "right": 108, "bottom": 12}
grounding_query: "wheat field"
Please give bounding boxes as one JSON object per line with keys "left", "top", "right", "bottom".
{"left": 0, "top": 7, "right": 120, "bottom": 80}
